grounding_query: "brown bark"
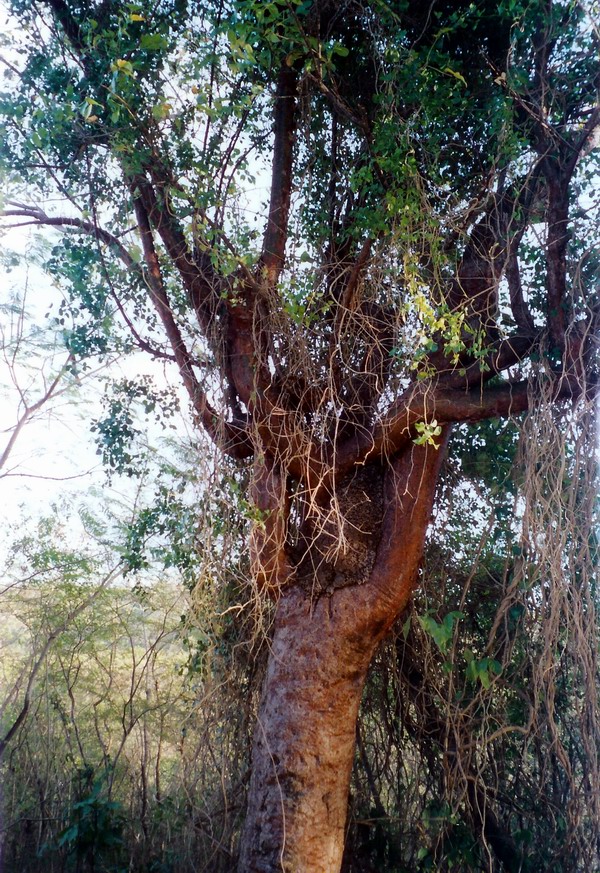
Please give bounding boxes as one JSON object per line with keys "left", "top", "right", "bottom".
{"left": 238, "top": 588, "right": 377, "bottom": 872}
{"left": 238, "top": 440, "right": 447, "bottom": 871}
{"left": 261, "top": 65, "right": 298, "bottom": 288}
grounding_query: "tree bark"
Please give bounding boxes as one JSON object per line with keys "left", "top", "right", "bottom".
{"left": 238, "top": 439, "right": 448, "bottom": 871}
{"left": 238, "top": 588, "right": 378, "bottom": 872}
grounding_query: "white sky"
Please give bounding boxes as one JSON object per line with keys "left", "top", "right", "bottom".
{"left": 0, "top": 219, "right": 199, "bottom": 548}
{"left": 0, "top": 0, "right": 268, "bottom": 545}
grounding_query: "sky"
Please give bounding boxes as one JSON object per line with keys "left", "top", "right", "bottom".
{"left": 0, "top": 5, "right": 104, "bottom": 524}
{"left": 0, "top": 218, "right": 200, "bottom": 553}
{"left": 0, "top": 229, "right": 100, "bottom": 503}
{"left": 0, "top": 0, "right": 270, "bottom": 542}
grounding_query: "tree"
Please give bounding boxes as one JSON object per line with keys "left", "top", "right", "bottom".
{"left": 0, "top": 1, "right": 598, "bottom": 869}
{"left": 0, "top": 277, "right": 88, "bottom": 480}
{"left": 0, "top": 510, "right": 194, "bottom": 872}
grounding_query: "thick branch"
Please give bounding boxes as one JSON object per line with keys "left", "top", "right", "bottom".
{"left": 249, "top": 452, "right": 291, "bottom": 594}
{"left": 260, "top": 64, "right": 298, "bottom": 287}
{"left": 224, "top": 294, "right": 267, "bottom": 408}
{"left": 132, "top": 196, "right": 251, "bottom": 459}
{"left": 447, "top": 195, "right": 511, "bottom": 336}
{"left": 544, "top": 158, "right": 570, "bottom": 350}
{"left": 367, "top": 433, "right": 450, "bottom": 624}
{"left": 131, "top": 175, "right": 221, "bottom": 336}
{"left": 131, "top": 175, "right": 277, "bottom": 434}
{"left": 541, "top": 101, "right": 600, "bottom": 351}
{"left": 43, "top": 0, "right": 90, "bottom": 72}
{"left": 505, "top": 251, "right": 537, "bottom": 334}
{"left": 221, "top": 66, "right": 299, "bottom": 429}
{"left": 437, "top": 332, "right": 536, "bottom": 390}
{"left": 534, "top": 92, "right": 599, "bottom": 353}
{"left": 333, "top": 363, "right": 586, "bottom": 477}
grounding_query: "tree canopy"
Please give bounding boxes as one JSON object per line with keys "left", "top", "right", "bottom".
{"left": 1, "top": 1, "right": 599, "bottom": 870}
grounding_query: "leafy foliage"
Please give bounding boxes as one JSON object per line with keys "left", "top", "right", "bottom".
{"left": 1, "top": 0, "right": 599, "bottom": 870}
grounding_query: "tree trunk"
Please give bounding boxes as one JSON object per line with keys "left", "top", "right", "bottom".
{"left": 239, "top": 440, "right": 448, "bottom": 872}
{"left": 238, "top": 588, "right": 379, "bottom": 872}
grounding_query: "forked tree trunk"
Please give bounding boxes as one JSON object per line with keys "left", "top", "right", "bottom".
{"left": 238, "top": 440, "right": 447, "bottom": 872}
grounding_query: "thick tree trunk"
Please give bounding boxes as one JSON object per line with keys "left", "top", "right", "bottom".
{"left": 238, "top": 588, "right": 378, "bottom": 872}
{"left": 238, "top": 440, "right": 448, "bottom": 872}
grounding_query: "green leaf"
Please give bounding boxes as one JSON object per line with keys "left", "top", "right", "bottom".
{"left": 418, "top": 611, "right": 463, "bottom": 654}
{"left": 332, "top": 43, "right": 349, "bottom": 57}
{"left": 140, "top": 33, "right": 168, "bottom": 51}
{"left": 152, "top": 102, "right": 172, "bottom": 120}
{"left": 443, "top": 66, "right": 467, "bottom": 86}
{"left": 465, "top": 654, "right": 502, "bottom": 688}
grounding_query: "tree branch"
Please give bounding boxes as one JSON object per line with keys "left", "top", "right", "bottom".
{"left": 333, "top": 359, "right": 588, "bottom": 478}
{"left": 543, "top": 157, "right": 570, "bottom": 350}
{"left": 505, "top": 250, "right": 537, "bottom": 334}
{"left": 132, "top": 195, "right": 252, "bottom": 459}
{"left": 1, "top": 202, "right": 202, "bottom": 365}
{"left": 43, "top": 0, "right": 87, "bottom": 59}
{"left": 260, "top": 64, "right": 298, "bottom": 288}
{"left": 0, "top": 354, "right": 73, "bottom": 473}
{"left": 2, "top": 202, "right": 135, "bottom": 265}
{"left": 447, "top": 195, "right": 510, "bottom": 336}
{"left": 368, "top": 432, "right": 451, "bottom": 623}
{"left": 131, "top": 175, "right": 221, "bottom": 336}
{"left": 249, "top": 451, "right": 291, "bottom": 594}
